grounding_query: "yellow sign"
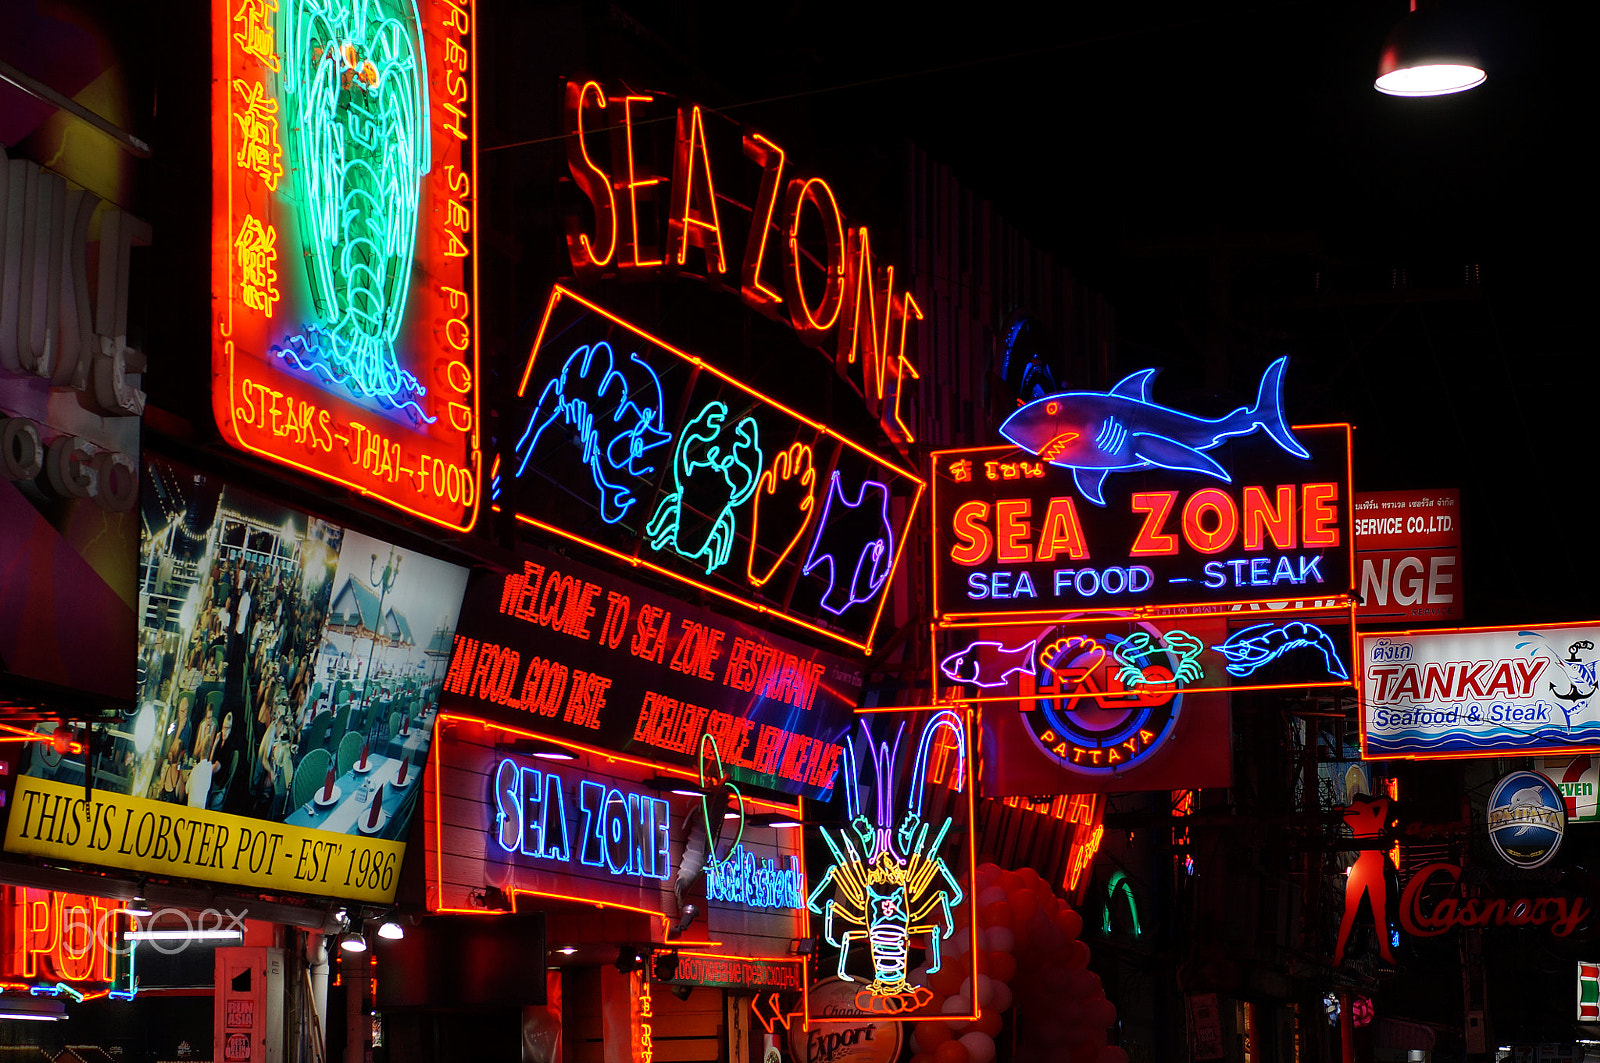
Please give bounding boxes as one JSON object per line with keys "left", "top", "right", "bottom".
{"left": 4, "top": 776, "right": 404, "bottom": 904}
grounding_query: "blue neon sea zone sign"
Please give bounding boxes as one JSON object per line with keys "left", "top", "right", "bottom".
{"left": 704, "top": 844, "right": 804, "bottom": 910}
{"left": 1360, "top": 624, "right": 1600, "bottom": 759}
{"left": 492, "top": 758, "right": 670, "bottom": 879}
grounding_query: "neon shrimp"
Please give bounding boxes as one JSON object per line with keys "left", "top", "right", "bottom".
{"left": 1214, "top": 621, "right": 1349, "bottom": 680}
{"left": 807, "top": 711, "right": 966, "bottom": 1014}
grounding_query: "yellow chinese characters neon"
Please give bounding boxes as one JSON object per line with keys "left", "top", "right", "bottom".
{"left": 234, "top": 215, "right": 279, "bottom": 318}
{"left": 231, "top": 80, "right": 283, "bottom": 191}
{"left": 231, "top": 0, "right": 280, "bottom": 70}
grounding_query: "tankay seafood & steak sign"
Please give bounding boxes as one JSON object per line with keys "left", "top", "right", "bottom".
{"left": 1360, "top": 623, "right": 1600, "bottom": 759}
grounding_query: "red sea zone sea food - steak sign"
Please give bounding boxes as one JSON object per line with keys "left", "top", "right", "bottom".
{"left": 439, "top": 543, "right": 860, "bottom": 799}
{"left": 931, "top": 424, "right": 1352, "bottom": 618}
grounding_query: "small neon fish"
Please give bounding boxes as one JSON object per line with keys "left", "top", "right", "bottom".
{"left": 939, "top": 639, "right": 1038, "bottom": 688}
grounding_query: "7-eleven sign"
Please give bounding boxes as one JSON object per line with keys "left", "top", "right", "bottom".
{"left": 1578, "top": 962, "right": 1600, "bottom": 1022}
{"left": 1541, "top": 757, "right": 1599, "bottom": 823}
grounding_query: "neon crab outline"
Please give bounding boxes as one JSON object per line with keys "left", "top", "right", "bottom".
{"left": 645, "top": 400, "right": 763, "bottom": 574}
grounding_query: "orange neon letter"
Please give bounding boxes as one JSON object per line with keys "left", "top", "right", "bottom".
{"left": 1129, "top": 492, "right": 1180, "bottom": 556}
{"left": 1181, "top": 488, "right": 1239, "bottom": 554}
{"left": 615, "top": 93, "right": 662, "bottom": 269}
{"left": 1301, "top": 482, "right": 1341, "bottom": 547}
{"left": 782, "top": 176, "right": 845, "bottom": 343}
{"left": 563, "top": 80, "right": 616, "bottom": 276}
{"left": 740, "top": 133, "right": 786, "bottom": 314}
{"left": 667, "top": 105, "right": 726, "bottom": 274}
{"left": 835, "top": 226, "right": 903, "bottom": 412}
{"left": 1035, "top": 497, "right": 1089, "bottom": 562}
{"left": 889, "top": 292, "right": 922, "bottom": 443}
{"left": 995, "top": 499, "right": 1032, "bottom": 563}
{"left": 949, "top": 501, "right": 993, "bottom": 566}
{"left": 1242, "top": 484, "right": 1296, "bottom": 550}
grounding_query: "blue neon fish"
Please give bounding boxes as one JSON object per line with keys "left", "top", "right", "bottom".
{"left": 998, "top": 356, "right": 1309, "bottom": 505}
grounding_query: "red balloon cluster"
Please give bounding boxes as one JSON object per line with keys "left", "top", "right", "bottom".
{"left": 907, "top": 863, "right": 1125, "bottom": 1063}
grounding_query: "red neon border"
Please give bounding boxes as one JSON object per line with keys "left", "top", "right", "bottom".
{"left": 928, "top": 425, "right": 1356, "bottom": 622}
{"left": 425, "top": 713, "right": 803, "bottom": 943}
{"left": 507, "top": 285, "right": 926, "bottom": 655}
{"left": 799, "top": 706, "right": 980, "bottom": 1026}
{"left": 1357, "top": 620, "right": 1600, "bottom": 762}
{"left": 210, "top": 0, "right": 482, "bottom": 533}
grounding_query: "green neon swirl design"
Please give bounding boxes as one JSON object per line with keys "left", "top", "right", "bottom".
{"left": 276, "top": 0, "right": 432, "bottom": 420}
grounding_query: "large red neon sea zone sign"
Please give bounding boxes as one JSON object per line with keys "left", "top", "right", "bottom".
{"left": 211, "top": 0, "right": 481, "bottom": 531}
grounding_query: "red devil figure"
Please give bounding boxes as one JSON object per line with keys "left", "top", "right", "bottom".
{"left": 1334, "top": 795, "right": 1394, "bottom": 965}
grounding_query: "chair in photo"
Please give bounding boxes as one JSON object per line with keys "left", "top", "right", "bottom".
{"left": 208, "top": 749, "right": 239, "bottom": 811}
{"left": 336, "top": 729, "right": 365, "bottom": 778}
{"left": 292, "top": 747, "right": 333, "bottom": 811}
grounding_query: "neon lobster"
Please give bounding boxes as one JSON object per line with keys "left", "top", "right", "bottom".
{"left": 806, "top": 710, "right": 966, "bottom": 1014}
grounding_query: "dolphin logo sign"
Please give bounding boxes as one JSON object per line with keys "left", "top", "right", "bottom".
{"left": 998, "top": 356, "right": 1309, "bottom": 505}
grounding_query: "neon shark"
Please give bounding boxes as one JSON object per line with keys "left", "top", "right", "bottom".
{"left": 998, "top": 356, "right": 1310, "bottom": 505}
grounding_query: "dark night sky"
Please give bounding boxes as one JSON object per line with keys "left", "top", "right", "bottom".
{"left": 678, "top": 0, "right": 1593, "bottom": 627}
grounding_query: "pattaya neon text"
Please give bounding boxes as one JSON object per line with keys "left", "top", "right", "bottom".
{"left": 562, "top": 81, "right": 920, "bottom": 444}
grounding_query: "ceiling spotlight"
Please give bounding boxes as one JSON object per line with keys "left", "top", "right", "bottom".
{"left": 556, "top": 946, "right": 578, "bottom": 956}
{"left": 377, "top": 921, "right": 405, "bottom": 941}
{"left": 1375, "top": 4, "right": 1485, "bottom": 97}
{"left": 529, "top": 744, "right": 576, "bottom": 761}
{"left": 126, "top": 895, "right": 154, "bottom": 918}
{"left": 340, "top": 932, "right": 369, "bottom": 954}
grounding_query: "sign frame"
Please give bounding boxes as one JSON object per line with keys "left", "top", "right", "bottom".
{"left": 210, "top": 0, "right": 482, "bottom": 532}
{"left": 801, "top": 707, "right": 979, "bottom": 1026}
{"left": 929, "top": 424, "right": 1354, "bottom": 622}
{"left": 425, "top": 713, "right": 806, "bottom": 953}
{"left": 1359, "top": 621, "right": 1600, "bottom": 761}
{"left": 933, "top": 604, "right": 1357, "bottom": 707}
{"left": 496, "top": 284, "right": 924, "bottom": 655}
